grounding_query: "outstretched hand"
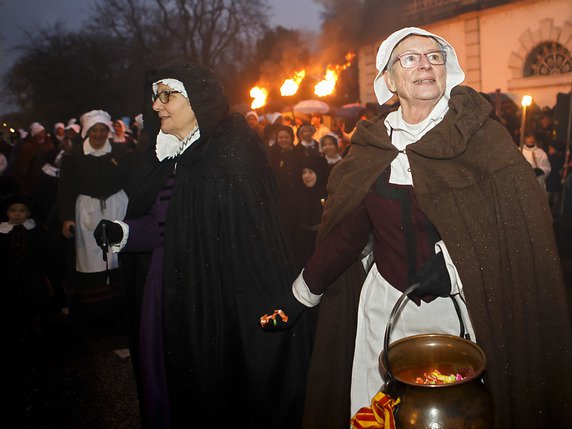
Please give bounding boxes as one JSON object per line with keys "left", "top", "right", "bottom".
{"left": 260, "top": 293, "right": 307, "bottom": 331}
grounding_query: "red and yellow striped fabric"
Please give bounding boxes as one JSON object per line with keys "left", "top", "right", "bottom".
{"left": 350, "top": 391, "right": 400, "bottom": 429}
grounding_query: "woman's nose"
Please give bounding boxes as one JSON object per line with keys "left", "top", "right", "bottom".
{"left": 418, "top": 54, "right": 433, "bottom": 69}
{"left": 152, "top": 98, "right": 163, "bottom": 112}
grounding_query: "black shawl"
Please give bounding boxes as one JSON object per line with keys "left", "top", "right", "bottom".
{"left": 127, "top": 63, "right": 313, "bottom": 428}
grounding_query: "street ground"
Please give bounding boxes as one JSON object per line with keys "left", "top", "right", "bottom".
{"left": 3, "top": 220, "right": 572, "bottom": 429}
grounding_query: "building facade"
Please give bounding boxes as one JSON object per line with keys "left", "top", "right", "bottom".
{"left": 358, "top": 0, "right": 572, "bottom": 109}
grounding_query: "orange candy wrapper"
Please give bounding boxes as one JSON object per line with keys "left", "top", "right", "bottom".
{"left": 350, "top": 391, "right": 400, "bottom": 429}
{"left": 415, "top": 369, "right": 465, "bottom": 385}
{"left": 260, "top": 309, "right": 289, "bottom": 328}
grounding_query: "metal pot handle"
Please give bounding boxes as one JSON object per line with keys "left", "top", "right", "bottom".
{"left": 382, "top": 283, "right": 468, "bottom": 391}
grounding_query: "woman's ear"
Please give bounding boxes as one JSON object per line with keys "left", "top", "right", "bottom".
{"left": 383, "top": 70, "right": 396, "bottom": 93}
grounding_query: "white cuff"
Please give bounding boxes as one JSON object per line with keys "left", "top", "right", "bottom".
{"left": 292, "top": 269, "right": 322, "bottom": 307}
{"left": 110, "top": 220, "right": 129, "bottom": 253}
{"left": 434, "top": 240, "right": 463, "bottom": 296}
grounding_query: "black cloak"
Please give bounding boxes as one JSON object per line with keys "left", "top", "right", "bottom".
{"left": 127, "top": 63, "right": 313, "bottom": 428}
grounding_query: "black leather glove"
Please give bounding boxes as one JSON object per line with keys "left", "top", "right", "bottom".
{"left": 533, "top": 167, "right": 544, "bottom": 177}
{"left": 409, "top": 251, "right": 451, "bottom": 299}
{"left": 260, "top": 291, "right": 307, "bottom": 331}
{"left": 94, "top": 220, "right": 123, "bottom": 248}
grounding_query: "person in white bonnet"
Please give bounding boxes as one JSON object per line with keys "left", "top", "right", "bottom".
{"left": 15, "top": 121, "right": 54, "bottom": 194}
{"left": 264, "top": 27, "right": 572, "bottom": 428}
{"left": 57, "top": 109, "right": 133, "bottom": 321}
{"left": 53, "top": 122, "right": 66, "bottom": 144}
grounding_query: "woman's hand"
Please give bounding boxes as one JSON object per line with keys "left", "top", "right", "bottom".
{"left": 62, "top": 220, "right": 75, "bottom": 238}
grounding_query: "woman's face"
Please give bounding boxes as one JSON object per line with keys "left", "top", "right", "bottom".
{"left": 321, "top": 138, "right": 338, "bottom": 157}
{"left": 152, "top": 82, "right": 198, "bottom": 140}
{"left": 87, "top": 123, "right": 110, "bottom": 149}
{"left": 113, "top": 121, "right": 124, "bottom": 136}
{"left": 383, "top": 36, "right": 446, "bottom": 116}
{"left": 299, "top": 126, "right": 314, "bottom": 143}
{"left": 302, "top": 168, "right": 317, "bottom": 188}
{"left": 7, "top": 203, "right": 30, "bottom": 225}
{"left": 277, "top": 130, "right": 293, "bottom": 150}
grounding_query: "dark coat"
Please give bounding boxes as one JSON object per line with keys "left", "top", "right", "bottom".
{"left": 57, "top": 142, "right": 133, "bottom": 222}
{"left": 127, "top": 62, "right": 313, "bottom": 428}
{"left": 303, "top": 86, "right": 572, "bottom": 428}
{"left": 0, "top": 222, "right": 51, "bottom": 329}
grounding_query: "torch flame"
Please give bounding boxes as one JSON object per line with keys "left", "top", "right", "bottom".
{"left": 280, "top": 70, "right": 306, "bottom": 96}
{"left": 250, "top": 86, "right": 268, "bottom": 109}
{"left": 314, "top": 51, "right": 356, "bottom": 97}
{"left": 314, "top": 68, "right": 338, "bottom": 97}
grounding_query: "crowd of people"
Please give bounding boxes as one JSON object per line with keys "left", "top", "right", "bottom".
{"left": 0, "top": 25, "right": 571, "bottom": 428}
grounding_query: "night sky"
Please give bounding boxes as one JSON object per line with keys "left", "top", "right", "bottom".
{"left": 0, "top": 0, "right": 323, "bottom": 114}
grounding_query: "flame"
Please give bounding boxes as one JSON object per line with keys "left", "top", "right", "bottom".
{"left": 249, "top": 86, "right": 268, "bottom": 109}
{"left": 314, "top": 52, "right": 356, "bottom": 97}
{"left": 280, "top": 70, "right": 306, "bottom": 96}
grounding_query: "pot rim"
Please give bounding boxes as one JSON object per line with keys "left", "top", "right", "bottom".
{"left": 379, "top": 333, "right": 487, "bottom": 388}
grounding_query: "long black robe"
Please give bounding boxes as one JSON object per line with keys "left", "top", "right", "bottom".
{"left": 127, "top": 63, "right": 313, "bottom": 428}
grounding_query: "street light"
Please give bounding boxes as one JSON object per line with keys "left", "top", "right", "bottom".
{"left": 519, "top": 95, "right": 532, "bottom": 150}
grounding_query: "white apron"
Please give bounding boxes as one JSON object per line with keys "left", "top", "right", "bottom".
{"left": 349, "top": 255, "right": 476, "bottom": 418}
{"left": 74, "top": 190, "right": 128, "bottom": 273}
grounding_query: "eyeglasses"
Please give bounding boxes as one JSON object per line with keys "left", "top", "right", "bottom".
{"left": 392, "top": 50, "right": 447, "bottom": 68}
{"left": 152, "top": 90, "right": 180, "bottom": 104}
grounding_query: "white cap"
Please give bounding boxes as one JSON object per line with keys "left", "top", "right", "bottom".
{"left": 373, "top": 27, "right": 465, "bottom": 105}
{"left": 80, "top": 110, "right": 113, "bottom": 138}
{"left": 30, "top": 122, "right": 45, "bottom": 137}
{"left": 65, "top": 123, "right": 81, "bottom": 134}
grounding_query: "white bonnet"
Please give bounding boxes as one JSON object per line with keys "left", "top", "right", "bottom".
{"left": 373, "top": 27, "right": 465, "bottom": 105}
{"left": 134, "top": 113, "right": 144, "bottom": 129}
{"left": 65, "top": 123, "right": 81, "bottom": 134}
{"left": 152, "top": 78, "right": 188, "bottom": 100}
{"left": 245, "top": 110, "right": 259, "bottom": 121}
{"left": 80, "top": 110, "right": 113, "bottom": 138}
{"left": 30, "top": 122, "right": 45, "bottom": 137}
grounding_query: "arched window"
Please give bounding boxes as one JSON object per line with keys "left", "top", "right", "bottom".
{"left": 523, "top": 42, "right": 572, "bottom": 77}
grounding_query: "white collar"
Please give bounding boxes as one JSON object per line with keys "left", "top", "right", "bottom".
{"left": 300, "top": 140, "right": 316, "bottom": 148}
{"left": 0, "top": 218, "right": 36, "bottom": 234}
{"left": 385, "top": 96, "right": 449, "bottom": 140}
{"left": 155, "top": 126, "right": 201, "bottom": 162}
{"left": 83, "top": 138, "right": 112, "bottom": 156}
{"left": 325, "top": 153, "right": 342, "bottom": 164}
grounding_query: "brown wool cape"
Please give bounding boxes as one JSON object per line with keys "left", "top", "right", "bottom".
{"left": 302, "top": 86, "right": 572, "bottom": 429}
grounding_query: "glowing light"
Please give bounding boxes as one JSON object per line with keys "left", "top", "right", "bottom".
{"left": 280, "top": 70, "right": 306, "bottom": 96}
{"left": 521, "top": 95, "right": 532, "bottom": 107}
{"left": 314, "top": 52, "right": 356, "bottom": 97}
{"left": 249, "top": 86, "right": 268, "bottom": 109}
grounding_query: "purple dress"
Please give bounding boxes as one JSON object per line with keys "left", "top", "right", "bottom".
{"left": 124, "top": 175, "right": 174, "bottom": 427}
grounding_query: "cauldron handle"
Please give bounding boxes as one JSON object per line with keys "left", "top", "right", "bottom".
{"left": 382, "top": 284, "right": 468, "bottom": 392}
{"left": 382, "top": 283, "right": 419, "bottom": 391}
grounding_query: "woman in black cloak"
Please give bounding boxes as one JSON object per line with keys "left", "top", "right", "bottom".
{"left": 290, "top": 155, "right": 329, "bottom": 273}
{"left": 95, "top": 63, "right": 313, "bottom": 428}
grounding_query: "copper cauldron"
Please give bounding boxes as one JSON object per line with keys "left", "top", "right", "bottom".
{"left": 379, "top": 285, "right": 494, "bottom": 428}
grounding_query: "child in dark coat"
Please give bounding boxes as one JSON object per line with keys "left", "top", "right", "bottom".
{"left": 0, "top": 194, "right": 51, "bottom": 340}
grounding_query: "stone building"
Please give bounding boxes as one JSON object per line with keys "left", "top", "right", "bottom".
{"left": 358, "top": 0, "right": 571, "bottom": 110}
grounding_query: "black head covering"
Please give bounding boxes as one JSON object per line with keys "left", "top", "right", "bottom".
{"left": 1, "top": 193, "right": 37, "bottom": 221}
{"left": 298, "top": 155, "right": 329, "bottom": 190}
{"left": 145, "top": 62, "right": 229, "bottom": 150}
{"left": 128, "top": 62, "right": 230, "bottom": 217}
